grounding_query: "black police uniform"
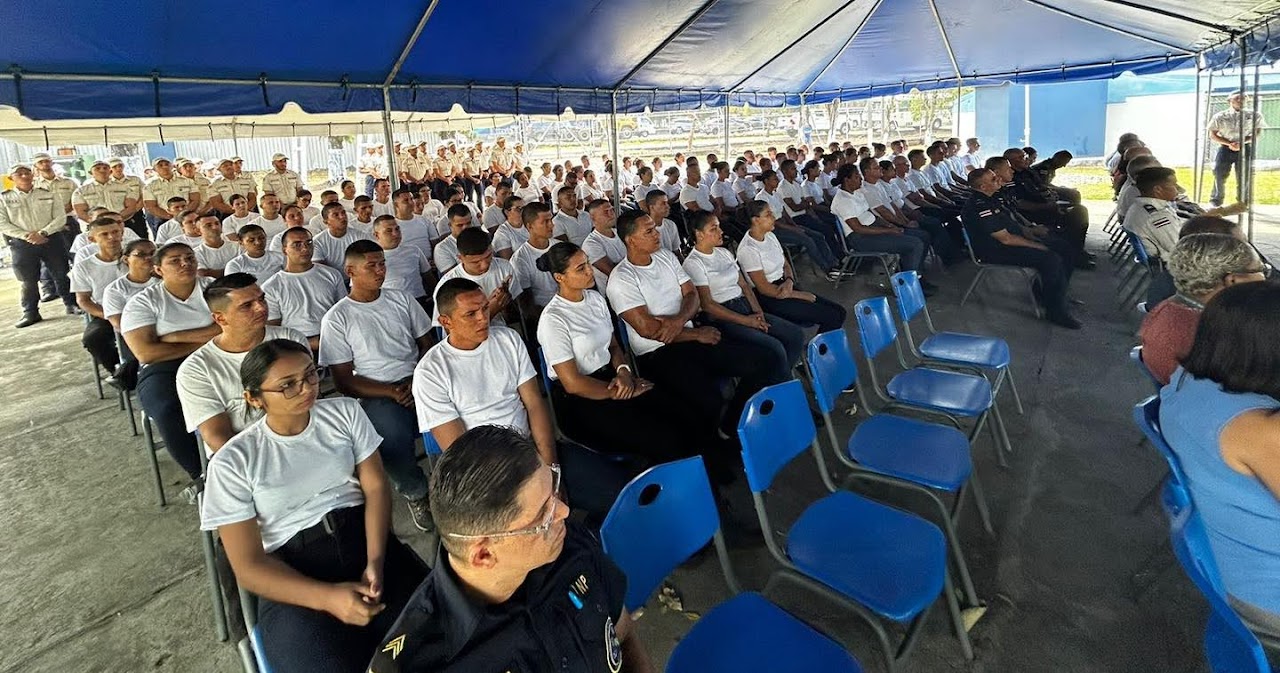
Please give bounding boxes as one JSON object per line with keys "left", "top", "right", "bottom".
{"left": 1031, "top": 159, "right": 1081, "bottom": 205}
{"left": 1010, "top": 168, "right": 1089, "bottom": 252}
{"left": 368, "top": 522, "right": 629, "bottom": 673}
{"left": 962, "top": 191, "right": 1072, "bottom": 319}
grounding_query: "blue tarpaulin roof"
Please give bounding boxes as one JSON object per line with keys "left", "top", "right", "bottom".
{"left": 2, "top": 0, "right": 1278, "bottom": 120}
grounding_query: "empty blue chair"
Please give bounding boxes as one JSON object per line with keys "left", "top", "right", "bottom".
{"left": 891, "top": 271, "right": 1024, "bottom": 415}
{"left": 853, "top": 296, "right": 1012, "bottom": 466}
{"left": 1169, "top": 502, "right": 1271, "bottom": 673}
{"left": 958, "top": 225, "right": 1042, "bottom": 318}
{"left": 807, "top": 330, "right": 991, "bottom": 606}
{"left": 737, "top": 381, "right": 973, "bottom": 671}
{"left": 601, "top": 456, "right": 863, "bottom": 673}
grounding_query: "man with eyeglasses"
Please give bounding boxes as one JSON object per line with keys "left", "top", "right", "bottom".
{"left": 261, "top": 227, "right": 347, "bottom": 351}
{"left": 368, "top": 425, "right": 652, "bottom": 673}
{"left": 177, "top": 273, "right": 308, "bottom": 453}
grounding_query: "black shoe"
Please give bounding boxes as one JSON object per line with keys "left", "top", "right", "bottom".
{"left": 920, "top": 279, "right": 940, "bottom": 296}
{"left": 15, "top": 314, "right": 41, "bottom": 328}
{"left": 407, "top": 496, "right": 435, "bottom": 533}
{"left": 65, "top": 304, "right": 83, "bottom": 315}
{"left": 1074, "top": 259, "right": 1097, "bottom": 271}
{"left": 1047, "top": 312, "right": 1082, "bottom": 329}
{"left": 39, "top": 293, "right": 57, "bottom": 303}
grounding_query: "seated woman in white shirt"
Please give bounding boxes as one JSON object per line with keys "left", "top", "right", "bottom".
{"left": 577, "top": 170, "right": 606, "bottom": 203}
{"left": 535, "top": 241, "right": 716, "bottom": 464}
{"left": 684, "top": 212, "right": 805, "bottom": 385}
{"left": 120, "top": 242, "right": 220, "bottom": 484}
{"left": 738, "top": 200, "right": 848, "bottom": 334}
{"left": 492, "top": 195, "right": 531, "bottom": 260}
{"left": 201, "top": 339, "right": 427, "bottom": 673}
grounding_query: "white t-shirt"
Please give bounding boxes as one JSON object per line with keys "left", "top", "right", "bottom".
{"left": 412, "top": 325, "right": 536, "bottom": 434}
{"left": 222, "top": 212, "right": 257, "bottom": 233}
{"left": 511, "top": 241, "right": 559, "bottom": 307}
{"left": 311, "top": 228, "right": 370, "bottom": 269}
{"left": 382, "top": 243, "right": 432, "bottom": 298}
{"left": 907, "top": 169, "right": 937, "bottom": 197}
{"left": 120, "top": 278, "right": 214, "bottom": 336}
{"left": 69, "top": 254, "right": 124, "bottom": 304}
{"left": 890, "top": 176, "right": 920, "bottom": 210}
{"left": 711, "top": 179, "right": 741, "bottom": 209}
{"left": 318, "top": 289, "right": 431, "bottom": 383}
{"left": 660, "top": 182, "right": 682, "bottom": 202}
{"left": 251, "top": 215, "right": 287, "bottom": 241}
{"left": 176, "top": 325, "right": 309, "bottom": 433}
{"left": 582, "top": 229, "right": 626, "bottom": 267}
{"left": 395, "top": 216, "right": 435, "bottom": 251}
{"left": 195, "top": 240, "right": 242, "bottom": 272}
{"left": 777, "top": 178, "right": 808, "bottom": 217}
{"left": 262, "top": 264, "right": 347, "bottom": 336}
{"left": 371, "top": 199, "right": 395, "bottom": 218}
{"left": 432, "top": 235, "right": 460, "bottom": 274}
{"left": 736, "top": 231, "right": 787, "bottom": 285}
{"left": 102, "top": 275, "right": 159, "bottom": 319}
{"left": 537, "top": 290, "right": 613, "bottom": 381}
{"left": 513, "top": 184, "right": 541, "bottom": 205}
{"left": 552, "top": 210, "right": 592, "bottom": 246}
{"left": 803, "top": 179, "right": 825, "bottom": 205}
{"left": 155, "top": 219, "right": 184, "bottom": 245}
{"left": 491, "top": 222, "right": 530, "bottom": 254}
{"left": 754, "top": 189, "right": 785, "bottom": 219}
{"left": 633, "top": 183, "right": 660, "bottom": 204}
{"left": 679, "top": 182, "right": 714, "bottom": 212}
{"left": 657, "top": 218, "right": 683, "bottom": 255}
{"left": 605, "top": 249, "right": 691, "bottom": 357}
{"left": 860, "top": 181, "right": 892, "bottom": 211}
{"left": 224, "top": 251, "right": 286, "bottom": 283}
{"left": 200, "top": 397, "right": 380, "bottom": 553}
{"left": 831, "top": 188, "right": 876, "bottom": 237}
{"left": 683, "top": 246, "right": 744, "bottom": 303}
{"left": 577, "top": 183, "right": 606, "bottom": 203}
{"left": 432, "top": 256, "right": 523, "bottom": 326}
{"left": 481, "top": 205, "right": 506, "bottom": 231}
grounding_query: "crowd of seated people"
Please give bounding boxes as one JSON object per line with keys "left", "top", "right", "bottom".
{"left": 15, "top": 129, "right": 1174, "bottom": 672}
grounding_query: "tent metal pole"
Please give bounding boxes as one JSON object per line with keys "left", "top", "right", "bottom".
{"left": 1199, "top": 67, "right": 1214, "bottom": 202}
{"left": 1191, "top": 63, "right": 1203, "bottom": 202}
{"left": 383, "top": 0, "right": 441, "bottom": 88}
{"left": 1094, "top": 0, "right": 1232, "bottom": 33}
{"left": 381, "top": 88, "right": 399, "bottom": 190}
{"left": 1023, "top": 85, "right": 1032, "bottom": 146}
{"left": 926, "top": 0, "right": 963, "bottom": 84}
{"left": 1248, "top": 61, "right": 1260, "bottom": 241}
{"left": 610, "top": 91, "right": 621, "bottom": 211}
{"left": 1238, "top": 38, "right": 1247, "bottom": 222}
{"left": 1015, "top": 0, "right": 1194, "bottom": 54}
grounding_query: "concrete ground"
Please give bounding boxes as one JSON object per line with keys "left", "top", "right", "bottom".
{"left": 1, "top": 201, "right": 1275, "bottom": 673}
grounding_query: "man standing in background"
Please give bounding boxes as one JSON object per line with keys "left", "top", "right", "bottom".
{"left": 1207, "top": 91, "right": 1266, "bottom": 207}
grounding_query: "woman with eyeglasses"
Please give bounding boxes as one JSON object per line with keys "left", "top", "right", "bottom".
{"left": 101, "top": 238, "right": 158, "bottom": 389}
{"left": 492, "top": 195, "right": 530, "bottom": 260}
{"left": 1139, "top": 233, "right": 1269, "bottom": 385}
{"left": 1160, "top": 282, "right": 1280, "bottom": 666}
{"left": 202, "top": 338, "right": 427, "bottom": 673}
{"left": 120, "top": 242, "right": 218, "bottom": 488}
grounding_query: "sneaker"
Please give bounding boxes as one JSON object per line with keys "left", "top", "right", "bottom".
{"left": 179, "top": 483, "right": 201, "bottom": 505}
{"left": 65, "top": 304, "right": 84, "bottom": 315}
{"left": 407, "top": 496, "right": 435, "bottom": 533}
{"left": 40, "top": 293, "right": 58, "bottom": 303}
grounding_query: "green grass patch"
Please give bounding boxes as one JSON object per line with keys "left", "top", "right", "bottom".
{"left": 1055, "top": 166, "right": 1280, "bottom": 205}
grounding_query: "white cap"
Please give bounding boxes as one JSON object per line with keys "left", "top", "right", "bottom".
{"left": 30, "top": 152, "right": 52, "bottom": 162}
{"left": 9, "top": 162, "right": 32, "bottom": 174}
{"left": 271, "top": 153, "right": 288, "bottom": 162}
{"left": 107, "top": 157, "right": 124, "bottom": 167}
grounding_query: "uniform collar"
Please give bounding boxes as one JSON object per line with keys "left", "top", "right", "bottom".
{"left": 1135, "top": 196, "right": 1173, "bottom": 207}
{"left": 430, "top": 547, "right": 488, "bottom": 659}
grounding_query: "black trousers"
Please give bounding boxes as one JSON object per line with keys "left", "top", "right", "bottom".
{"left": 260, "top": 505, "right": 427, "bottom": 673}
{"left": 136, "top": 359, "right": 202, "bottom": 480}
{"left": 979, "top": 243, "right": 1071, "bottom": 316}
{"left": 7, "top": 235, "right": 72, "bottom": 316}
{"left": 82, "top": 316, "right": 119, "bottom": 371}
{"left": 125, "top": 212, "right": 150, "bottom": 240}
{"left": 756, "top": 290, "right": 847, "bottom": 334}
{"left": 1022, "top": 204, "right": 1089, "bottom": 255}
{"left": 1211, "top": 145, "right": 1252, "bottom": 205}
{"left": 637, "top": 339, "right": 775, "bottom": 438}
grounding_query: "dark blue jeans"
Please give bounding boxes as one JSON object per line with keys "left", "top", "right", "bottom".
{"left": 846, "top": 230, "right": 926, "bottom": 272}
{"left": 709, "top": 296, "right": 805, "bottom": 385}
{"left": 775, "top": 224, "right": 837, "bottom": 271}
{"left": 359, "top": 397, "right": 429, "bottom": 500}
{"left": 8, "top": 236, "right": 72, "bottom": 316}
{"left": 137, "top": 359, "right": 202, "bottom": 480}
{"left": 795, "top": 213, "right": 844, "bottom": 260}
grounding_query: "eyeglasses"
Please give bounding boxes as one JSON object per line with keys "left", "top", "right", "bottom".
{"left": 258, "top": 366, "right": 320, "bottom": 399}
{"left": 446, "top": 464, "right": 562, "bottom": 541}
{"left": 286, "top": 240, "right": 314, "bottom": 249}
{"left": 1232, "top": 261, "right": 1273, "bottom": 277}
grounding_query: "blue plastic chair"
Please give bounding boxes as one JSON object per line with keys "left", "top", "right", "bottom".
{"left": 601, "top": 456, "right": 864, "bottom": 673}
{"left": 1133, "top": 396, "right": 1189, "bottom": 491}
{"left": 236, "top": 588, "right": 274, "bottom": 673}
{"left": 806, "top": 330, "right": 991, "bottom": 606}
{"left": 957, "top": 225, "right": 1042, "bottom": 318}
{"left": 1130, "top": 346, "right": 1163, "bottom": 393}
{"left": 1168, "top": 502, "right": 1271, "bottom": 673}
{"left": 890, "top": 271, "right": 1024, "bottom": 415}
{"left": 853, "top": 296, "right": 1011, "bottom": 466}
{"left": 737, "top": 380, "right": 973, "bottom": 671}
{"left": 419, "top": 430, "right": 443, "bottom": 456}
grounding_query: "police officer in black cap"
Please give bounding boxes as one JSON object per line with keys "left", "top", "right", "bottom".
{"left": 369, "top": 425, "right": 653, "bottom": 673}
{"left": 963, "top": 168, "right": 1082, "bottom": 329}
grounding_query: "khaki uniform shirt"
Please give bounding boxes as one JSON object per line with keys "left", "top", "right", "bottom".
{"left": 34, "top": 175, "right": 78, "bottom": 214}
{"left": 261, "top": 170, "right": 303, "bottom": 204}
{"left": 143, "top": 175, "right": 199, "bottom": 206}
{"left": 73, "top": 179, "right": 134, "bottom": 212}
{"left": 0, "top": 187, "right": 65, "bottom": 238}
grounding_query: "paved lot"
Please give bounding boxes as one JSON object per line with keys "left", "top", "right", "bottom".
{"left": 2, "top": 202, "right": 1275, "bottom": 672}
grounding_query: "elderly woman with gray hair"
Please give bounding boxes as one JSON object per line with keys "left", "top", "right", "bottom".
{"left": 1138, "top": 233, "right": 1270, "bottom": 384}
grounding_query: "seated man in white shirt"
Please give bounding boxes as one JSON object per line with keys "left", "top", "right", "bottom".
{"left": 432, "top": 203, "right": 476, "bottom": 274}
{"left": 637, "top": 190, "right": 685, "bottom": 257}
{"left": 413, "top": 278, "right": 557, "bottom": 466}
{"left": 311, "top": 202, "right": 370, "bottom": 268}
{"left": 176, "top": 273, "right": 308, "bottom": 452}
{"left": 348, "top": 195, "right": 377, "bottom": 236}
{"left": 70, "top": 216, "right": 126, "bottom": 375}
{"left": 153, "top": 197, "right": 191, "bottom": 244}
{"left": 481, "top": 182, "right": 512, "bottom": 232}
{"left": 829, "top": 164, "right": 935, "bottom": 293}
{"left": 224, "top": 223, "right": 285, "bottom": 283}
{"left": 194, "top": 213, "right": 240, "bottom": 278}
{"left": 581, "top": 199, "right": 626, "bottom": 291}
{"left": 433, "top": 227, "right": 523, "bottom": 328}
{"left": 262, "top": 227, "right": 347, "bottom": 350}
{"left": 510, "top": 202, "right": 562, "bottom": 314}
{"left": 250, "top": 193, "right": 288, "bottom": 242}
{"left": 390, "top": 187, "right": 436, "bottom": 250}
{"left": 492, "top": 195, "right": 531, "bottom": 260}
{"left": 371, "top": 215, "right": 433, "bottom": 305}
{"left": 319, "top": 239, "right": 434, "bottom": 531}
{"left": 678, "top": 164, "right": 716, "bottom": 219}
{"left": 552, "top": 188, "right": 592, "bottom": 246}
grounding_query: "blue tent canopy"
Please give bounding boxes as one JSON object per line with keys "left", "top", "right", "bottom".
{"left": 2, "top": 0, "right": 1277, "bottom": 120}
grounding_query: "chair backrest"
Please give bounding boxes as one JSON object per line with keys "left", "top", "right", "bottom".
{"left": 806, "top": 330, "right": 858, "bottom": 415}
{"left": 1128, "top": 232, "right": 1152, "bottom": 265}
{"left": 536, "top": 347, "right": 554, "bottom": 396}
{"left": 737, "top": 380, "right": 818, "bottom": 493}
{"left": 890, "top": 270, "right": 927, "bottom": 323}
{"left": 601, "top": 456, "right": 723, "bottom": 613}
{"left": 852, "top": 296, "right": 899, "bottom": 360}
{"left": 960, "top": 221, "right": 983, "bottom": 264}
{"left": 1168, "top": 505, "right": 1271, "bottom": 673}
{"left": 1133, "top": 396, "right": 1189, "bottom": 490}
{"left": 1130, "top": 346, "right": 1163, "bottom": 392}
{"left": 420, "top": 430, "right": 443, "bottom": 456}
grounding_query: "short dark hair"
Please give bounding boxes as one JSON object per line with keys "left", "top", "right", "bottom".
{"left": 281, "top": 226, "right": 311, "bottom": 246}
{"left": 205, "top": 272, "right": 259, "bottom": 311}
{"left": 834, "top": 163, "right": 858, "bottom": 187}
{"left": 858, "top": 157, "right": 877, "bottom": 172}
{"left": 430, "top": 425, "right": 545, "bottom": 556}
{"left": 456, "top": 227, "right": 491, "bottom": 256}
{"left": 165, "top": 196, "right": 187, "bottom": 206}
{"left": 1182, "top": 282, "right": 1280, "bottom": 400}
{"left": 447, "top": 203, "right": 472, "bottom": 221}
{"left": 354, "top": 195, "right": 372, "bottom": 205}
{"left": 984, "top": 156, "right": 1010, "bottom": 171}
{"left": 522, "top": 201, "right": 551, "bottom": 227}
{"left": 689, "top": 210, "right": 717, "bottom": 232}
{"left": 88, "top": 216, "right": 119, "bottom": 229}
{"left": 241, "top": 338, "right": 313, "bottom": 396}
{"left": 154, "top": 241, "right": 193, "bottom": 266}
{"left": 435, "top": 277, "right": 484, "bottom": 317}
{"left": 643, "top": 190, "right": 667, "bottom": 208}
{"left": 907, "top": 149, "right": 925, "bottom": 161}
{"left": 322, "top": 202, "right": 346, "bottom": 220}
{"left": 392, "top": 187, "right": 414, "bottom": 201}
{"left": 1135, "top": 167, "right": 1176, "bottom": 195}
{"left": 344, "top": 238, "right": 383, "bottom": 266}
{"left": 502, "top": 195, "right": 523, "bottom": 212}
{"left": 237, "top": 223, "right": 264, "bottom": 238}
{"left": 745, "top": 199, "right": 771, "bottom": 220}
{"left": 616, "top": 209, "right": 648, "bottom": 243}
{"left": 1180, "top": 215, "right": 1241, "bottom": 238}
{"left": 585, "top": 198, "right": 610, "bottom": 214}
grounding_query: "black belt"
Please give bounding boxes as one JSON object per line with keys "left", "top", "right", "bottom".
{"left": 278, "top": 505, "right": 363, "bottom": 552}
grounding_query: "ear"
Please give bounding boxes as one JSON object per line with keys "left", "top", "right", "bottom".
{"left": 242, "top": 390, "right": 261, "bottom": 410}
{"left": 469, "top": 541, "right": 498, "bottom": 570}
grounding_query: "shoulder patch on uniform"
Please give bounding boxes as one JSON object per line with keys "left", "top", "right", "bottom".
{"left": 1151, "top": 218, "right": 1172, "bottom": 228}
{"left": 1142, "top": 204, "right": 1157, "bottom": 213}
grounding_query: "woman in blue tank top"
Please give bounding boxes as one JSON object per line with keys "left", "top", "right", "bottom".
{"left": 1160, "top": 281, "right": 1280, "bottom": 659}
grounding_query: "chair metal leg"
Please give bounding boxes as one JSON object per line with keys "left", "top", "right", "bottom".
{"left": 125, "top": 391, "right": 139, "bottom": 436}
{"left": 141, "top": 415, "right": 167, "bottom": 507}
{"left": 942, "top": 571, "right": 976, "bottom": 660}
{"left": 90, "top": 357, "right": 104, "bottom": 400}
{"left": 935, "top": 491, "right": 980, "bottom": 608}
{"left": 199, "top": 523, "right": 230, "bottom": 642}
{"left": 237, "top": 638, "right": 259, "bottom": 673}
{"left": 967, "top": 467, "right": 996, "bottom": 535}
{"left": 959, "top": 269, "right": 985, "bottom": 308}
{"left": 1003, "top": 365, "right": 1026, "bottom": 415}
{"left": 1024, "top": 273, "right": 1043, "bottom": 318}
{"left": 990, "top": 402, "right": 1014, "bottom": 460}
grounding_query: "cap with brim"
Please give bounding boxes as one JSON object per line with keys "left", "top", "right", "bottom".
{"left": 31, "top": 152, "right": 52, "bottom": 162}
{"left": 176, "top": 159, "right": 193, "bottom": 168}
{"left": 218, "top": 158, "right": 233, "bottom": 167}
{"left": 152, "top": 157, "right": 171, "bottom": 167}
{"left": 107, "top": 158, "right": 124, "bottom": 167}
{"left": 271, "top": 153, "right": 288, "bottom": 162}
{"left": 9, "top": 163, "right": 32, "bottom": 174}
{"left": 230, "top": 156, "right": 243, "bottom": 162}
